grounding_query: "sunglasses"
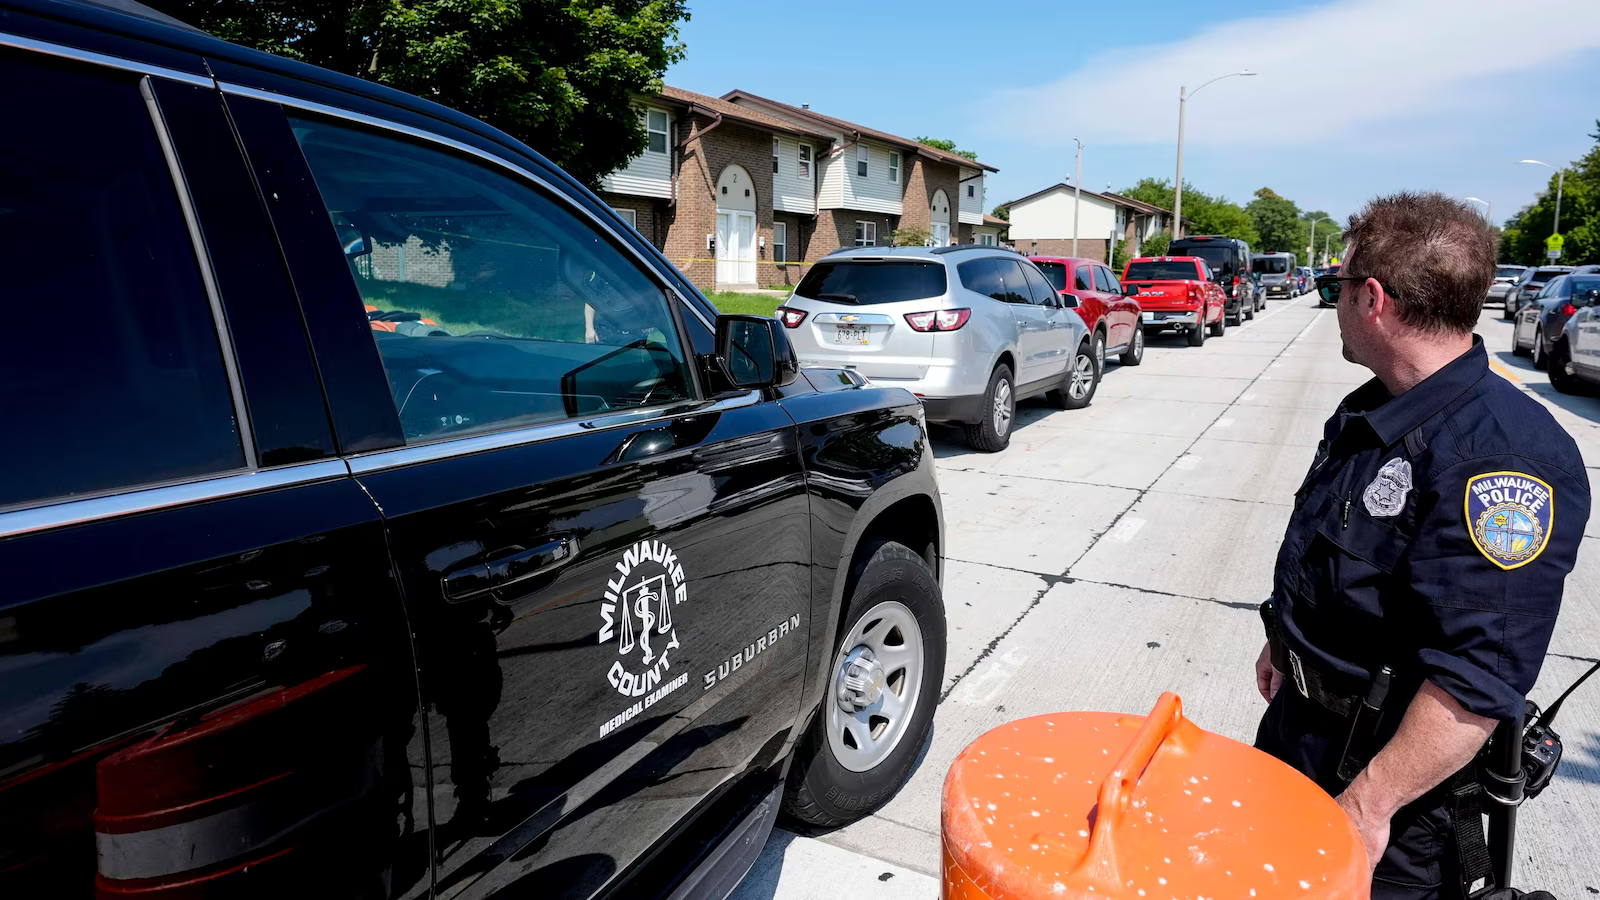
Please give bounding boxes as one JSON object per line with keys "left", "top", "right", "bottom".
{"left": 1315, "top": 274, "right": 1364, "bottom": 305}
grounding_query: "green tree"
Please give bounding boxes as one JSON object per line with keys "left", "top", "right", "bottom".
{"left": 1142, "top": 230, "right": 1172, "bottom": 258}
{"left": 1247, "top": 187, "right": 1303, "bottom": 253}
{"left": 1119, "top": 177, "right": 1259, "bottom": 246}
{"left": 1501, "top": 120, "right": 1600, "bottom": 265}
{"left": 991, "top": 204, "right": 1010, "bottom": 221}
{"left": 916, "top": 136, "right": 979, "bottom": 161}
{"left": 1301, "top": 211, "right": 1346, "bottom": 266}
{"left": 155, "top": 0, "right": 690, "bottom": 187}
{"left": 892, "top": 226, "right": 931, "bottom": 247}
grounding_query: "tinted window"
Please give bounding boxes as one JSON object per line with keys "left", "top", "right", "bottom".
{"left": 1020, "top": 262, "right": 1057, "bottom": 306}
{"left": 0, "top": 53, "right": 245, "bottom": 509}
{"left": 957, "top": 257, "right": 1027, "bottom": 303}
{"left": 1125, "top": 260, "right": 1202, "bottom": 281}
{"left": 1570, "top": 277, "right": 1600, "bottom": 296}
{"left": 1497, "top": 266, "right": 1526, "bottom": 278}
{"left": 1532, "top": 268, "right": 1572, "bottom": 283}
{"left": 1093, "top": 266, "right": 1117, "bottom": 293}
{"left": 798, "top": 260, "right": 947, "bottom": 304}
{"left": 292, "top": 116, "right": 692, "bottom": 442}
{"left": 1171, "top": 243, "right": 1236, "bottom": 275}
{"left": 1252, "top": 256, "right": 1291, "bottom": 274}
{"left": 1539, "top": 277, "right": 1565, "bottom": 297}
{"left": 1034, "top": 261, "right": 1067, "bottom": 292}
{"left": 1075, "top": 265, "right": 1093, "bottom": 290}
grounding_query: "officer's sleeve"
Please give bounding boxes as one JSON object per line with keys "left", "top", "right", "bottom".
{"left": 1404, "top": 454, "right": 1589, "bottom": 721}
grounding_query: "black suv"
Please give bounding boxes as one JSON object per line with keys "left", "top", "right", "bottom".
{"left": 0, "top": 2, "right": 947, "bottom": 897}
{"left": 1168, "top": 235, "right": 1260, "bottom": 324}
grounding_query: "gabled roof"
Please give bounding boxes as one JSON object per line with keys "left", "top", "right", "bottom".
{"left": 982, "top": 214, "right": 1010, "bottom": 228}
{"left": 657, "top": 86, "right": 833, "bottom": 141}
{"left": 719, "top": 89, "right": 998, "bottom": 173}
{"left": 1003, "top": 183, "right": 1178, "bottom": 219}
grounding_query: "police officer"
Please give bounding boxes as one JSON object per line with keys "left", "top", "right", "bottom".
{"left": 1253, "top": 192, "right": 1590, "bottom": 898}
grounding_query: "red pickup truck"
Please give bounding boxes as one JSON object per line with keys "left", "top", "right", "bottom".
{"left": 1121, "top": 256, "right": 1227, "bottom": 347}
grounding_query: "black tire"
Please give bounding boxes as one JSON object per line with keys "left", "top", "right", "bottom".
{"left": 1119, "top": 324, "right": 1144, "bottom": 366}
{"left": 1244, "top": 301, "right": 1256, "bottom": 321}
{"left": 1210, "top": 308, "right": 1227, "bottom": 337}
{"left": 1226, "top": 301, "right": 1241, "bottom": 327}
{"left": 1503, "top": 299, "right": 1515, "bottom": 321}
{"left": 963, "top": 364, "right": 1014, "bottom": 453}
{"left": 1050, "top": 338, "right": 1100, "bottom": 410}
{"left": 1188, "top": 316, "right": 1207, "bottom": 346}
{"left": 1532, "top": 328, "right": 1549, "bottom": 370}
{"left": 1550, "top": 340, "right": 1582, "bottom": 394}
{"left": 1511, "top": 329, "right": 1531, "bottom": 357}
{"left": 781, "top": 541, "right": 946, "bottom": 829}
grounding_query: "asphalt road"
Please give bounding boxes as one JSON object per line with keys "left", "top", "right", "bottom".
{"left": 731, "top": 293, "right": 1600, "bottom": 899}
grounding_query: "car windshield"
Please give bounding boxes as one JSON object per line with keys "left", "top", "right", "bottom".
{"left": 1570, "top": 277, "right": 1600, "bottom": 295}
{"left": 1252, "top": 257, "right": 1291, "bottom": 274}
{"left": 1125, "top": 260, "right": 1201, "bottom": 281}
{"left": 1497, "top": 266, "right": 1526, "bottom": 278}
{"left": 1034, "top": 261, "right": 1068, "bottom": 292}
{"left": 795, "top": 260, "right": 948, "bottom": 304}
{"left": 1172, "top": 244, "right": 1232, "bottom": 275}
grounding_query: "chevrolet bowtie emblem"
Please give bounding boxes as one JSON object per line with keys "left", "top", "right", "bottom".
{"left": 840, "top": 315, "right": 860, "bottom": 323}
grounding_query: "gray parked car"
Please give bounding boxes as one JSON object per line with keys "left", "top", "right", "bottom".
{"left": 1512, "top": 275, "right": 1600, "bottom": 369}
{"left": 1251, "top": 251, "right": 1299, "bottom": 300}
{"left": 1488, "top": 264, "right": 1527, "bottom": 306}
{"left": 777, "top": 246, "right": 1100, "bottom": 452}
{"left": 1503, "top": 265, "right": 1574, "bottom": 319}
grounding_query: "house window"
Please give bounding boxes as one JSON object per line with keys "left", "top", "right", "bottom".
{"left": 854, "top": 220, "right": 876, "bottom": 246}
{"left": 772, "top": 137, "right": 779, "bottom": 174}
{"left": 612, "top": 207, "right": 638, "bottom": 229}
{"left": 967, "top": 184, "right": 974, "bottom": 198}
{"left": 856, "top": 144, "right": 869, "bottom": 178}
{"left": 888, "top": 151, "right": 900, "bottom": 183}
{"left": 798, "top": 144, "right": 811, "bottom": 178}
{"left": 977, "top": 232, "right": 996, "bottom": 246}
{"left": 773, "top": 222, "right": 787, "bottom": 263}
{"left": 646, "top": 110, "right": 668, "bottom": 154}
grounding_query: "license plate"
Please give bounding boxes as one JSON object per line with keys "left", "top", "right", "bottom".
{"left": 834, "top": 325, "right": 869, "bottom": 345}
{"left": 1141, "top": 311, "right": 1155, "bottom": 322}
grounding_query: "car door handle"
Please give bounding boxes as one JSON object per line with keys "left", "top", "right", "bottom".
{"left": 443, "top": 533, "right": 580, "bottom": 602}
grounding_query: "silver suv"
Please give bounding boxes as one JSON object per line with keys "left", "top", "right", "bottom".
{"left": 777, "top": 246, "right": 1096, "bottom": 452}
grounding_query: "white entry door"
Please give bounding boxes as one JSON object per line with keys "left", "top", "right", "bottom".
{"left": 931, "top": 223, "right": 950, "bottom": 246}
{"left": 716, "top": 210, "right": 758, "bottom": 285}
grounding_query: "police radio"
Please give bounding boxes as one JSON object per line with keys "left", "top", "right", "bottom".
{"left": 1518, "top": 657, "right": 1597, "bottom": 800}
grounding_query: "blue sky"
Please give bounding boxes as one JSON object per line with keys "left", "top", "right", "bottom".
{"left": 666, "top": 0, "right": 1599, "bottom": 229}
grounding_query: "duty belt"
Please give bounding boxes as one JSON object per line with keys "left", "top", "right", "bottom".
{"left": 1260, "top": 598, "right": 1394, "bottom": 781}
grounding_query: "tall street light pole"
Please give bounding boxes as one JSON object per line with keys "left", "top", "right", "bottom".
{"left": 1172, "top": 70, "right": 1256, "bottom": 239}
{"left": 1518, "top": 159, "right": 1566, "bottom": 242}
{"left": 1306, "top": 215, "right": 1334, "bottom": 266}
{"left": 1072, "top": 137, "right": 1084, "bottom": 257}
{"left": 1463, "top": 196, "right": 1492, "bottom": 226}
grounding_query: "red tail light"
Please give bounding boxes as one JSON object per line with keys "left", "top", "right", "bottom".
{"left": 1561, "top": 303, "right": 1576, "bottom": 316}
{"left": 775, "top": 306, "right": 807, "bottom": 328}
{"left": 1187, "top": 283, "right": 1201, "bottom": 306}
{"left": 904, "top": 308, "right": 972, "bottom": 332}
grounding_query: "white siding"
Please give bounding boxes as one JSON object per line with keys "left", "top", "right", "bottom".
{"left": 817, "top": 152, "right": 845, "bottom": 209}
{"left": 958, "top": 168, "right": 984, "bottom": 225}
{"left": 599, "top": 106, "right": 674, "bottom": 200}
{"left": 820, "top": 141, "right": 902, "bottom": 214}
{"left": 773, "top": 135, "right": 817, "bottom": 214}
{"left": 1007, "top": 187, "right": 1117, "bottom": 241}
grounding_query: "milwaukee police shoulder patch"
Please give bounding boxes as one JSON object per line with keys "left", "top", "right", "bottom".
{"left": 1465, "top": 471, "right": 1554, "bottom": 570}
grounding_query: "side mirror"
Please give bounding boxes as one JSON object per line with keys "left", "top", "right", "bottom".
{"left": 714, "top": 315, "right": 799, "bottom": 390}
{"left": 1058, "top": 292, "right": 1081, "bottom": 308}
{"left": 1122, "top": 284, "right": 1141, "bottom": 297}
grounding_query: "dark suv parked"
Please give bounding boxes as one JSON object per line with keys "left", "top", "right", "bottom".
{"left": 0, "top": 2, "right": 948, "bottom": 897}
{"left": 1168, "top": 235, "right": 1260, "bottom": 324}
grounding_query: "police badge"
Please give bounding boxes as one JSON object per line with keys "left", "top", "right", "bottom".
{"left": 1363, "top": 457, "right": 1413, "bottom": 517}
{"left": 1466, "top": 471, "right": 1554, "bottom": 570}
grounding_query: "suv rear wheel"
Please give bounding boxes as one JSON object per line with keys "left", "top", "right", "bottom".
{"left": 1188, "top": 315, "right": 1207, "bottom": 347}
{"left": 1550, "top": 341, "right": 1583, "bottom": 394}
{"left": 1119, "top": 326, "right": 1144, "bottom": 366}
{"left": 782, "top": 541, "right": 945, "bottom": 828}
{"left": 963, "top": 364, "right": 1014, "bottom": 452}
{"left": 1532, "top": 327, "right": 1548, "bottom": 370}
{"left": 1210, "top": 308, "right": 1227, "bottom": 337}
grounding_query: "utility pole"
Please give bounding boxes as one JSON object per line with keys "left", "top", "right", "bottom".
{"left": 1072, "top": 137, "right": 1084, "bottom": 257}
{"left": 1172, "top": 70, "right": 1256, "bottom": 241}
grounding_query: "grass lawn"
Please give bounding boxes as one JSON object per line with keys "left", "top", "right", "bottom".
{"left": 701, "top": 291, "right": 788, "bottom": 317}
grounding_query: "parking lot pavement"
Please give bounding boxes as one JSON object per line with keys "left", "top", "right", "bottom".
{"left": 731, "top": 297, "right": 1600, "bottom": 899}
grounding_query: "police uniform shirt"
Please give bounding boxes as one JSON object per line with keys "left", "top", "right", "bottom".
{"left": 1268, "top": 336, "right": 1589, "bottom": 784}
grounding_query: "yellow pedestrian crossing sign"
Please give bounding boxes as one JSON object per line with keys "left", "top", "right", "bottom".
{"left": 1547, "top": 234, "right": 1564, "bottom": 259}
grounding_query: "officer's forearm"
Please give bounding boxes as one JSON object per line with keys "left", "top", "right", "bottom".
{"left": 1340, "top": 680, "right": 1495, "bottom": 820}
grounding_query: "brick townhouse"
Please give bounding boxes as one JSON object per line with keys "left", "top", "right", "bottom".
{"left": 1003, "top": 183, "right": 1178, "bottom": 263}
{"left": 598, "top": 87, "right": 998, "bottom": 292}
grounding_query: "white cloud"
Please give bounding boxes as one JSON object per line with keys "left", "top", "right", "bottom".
{"left": 978, "top": 0, "right": 1600, "bottom": 149}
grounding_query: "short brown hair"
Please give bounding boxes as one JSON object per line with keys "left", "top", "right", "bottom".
{"left": 1343, "top": 191, "right": 1497, "bottom": 333}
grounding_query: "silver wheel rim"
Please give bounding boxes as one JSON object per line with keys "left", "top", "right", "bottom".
{"left": 1534, "top": 331, "right": 1544, "bottom": 364}
{"left": 826, "top": 600, "right": 925, "bottom": 772}
{"left": 1134, "top": 328, "right": 1143, "bottom": 357}
{"left": 992, "top": 378, "right": 1013, "bottom": 436}
{"left": 1095, "top": 335, "right": 1105, "bottom": 366}
{"left": 1069, "top": 351, "right": 1094, "bottom": 399}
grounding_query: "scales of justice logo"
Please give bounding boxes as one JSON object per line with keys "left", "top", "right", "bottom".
{"left": 598, "top": 539, "right": 688, "bottom": 697}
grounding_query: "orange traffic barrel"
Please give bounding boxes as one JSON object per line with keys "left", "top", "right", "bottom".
{"left": 941, "top": 693, "right": 1367, "bottom": 898}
